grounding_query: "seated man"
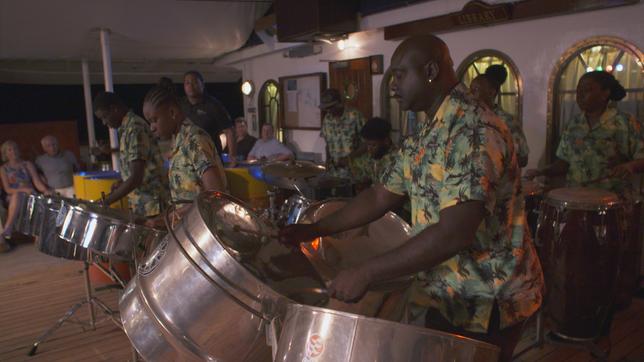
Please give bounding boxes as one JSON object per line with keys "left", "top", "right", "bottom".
{"left": 35, "top": 135, "right": 79, "bottom": 198}
{"left": 351, "top": 117, "right": 397, "bottom": 188}
{"left": 225, "top": 117, "right": 257, "bottom": 161}
{"left": 247, "top": 123, "right": 293, "bottom": 161}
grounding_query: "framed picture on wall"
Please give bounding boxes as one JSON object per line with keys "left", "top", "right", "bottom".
{"left": 278, "top": 72, "right": 327, "bottom": 130}
{"left": 370, "top": 55, "right": 384, "bottom": 75}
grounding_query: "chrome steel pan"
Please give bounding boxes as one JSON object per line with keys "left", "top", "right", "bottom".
{"left": 36, "top": 196, "right": 88, "bottom": 260}
{"left": 14, "top": 192, "right": 33, "bottom": 235}
{"left": 275, "top": 303, "right": 500, "bottom": 362}
{"left": 119, "top": 192, "right": 291, "bottom": 362}
{"left": 58, "top": 203, "right": 164, "bottom": 260}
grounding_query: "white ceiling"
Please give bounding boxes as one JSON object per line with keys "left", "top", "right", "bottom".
{"left": 0, "top": 0, "right": 271, "bottom": 84}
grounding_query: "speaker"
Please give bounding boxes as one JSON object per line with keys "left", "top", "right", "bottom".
{"left": 275, "top": 0, "right": 359, "bottom": 42}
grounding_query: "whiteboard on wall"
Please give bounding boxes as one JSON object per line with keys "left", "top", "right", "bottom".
{"left": 279, "top": 73, "right": 327, "bottom": 130}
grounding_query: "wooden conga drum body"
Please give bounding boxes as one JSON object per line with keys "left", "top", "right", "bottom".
{"left": 536, "top": 188, "right": 625, "bottom": 340}
{"left": 615, "top": 197, "right": 643, "bottom": 308}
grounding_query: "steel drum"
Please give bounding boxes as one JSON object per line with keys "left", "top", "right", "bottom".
{"left": 36, "top": 196, "right": 89, "bottom": 260}
{"left": 299, "top": 199, "right": 412, "bottom": 281}
{"left": 14, "top": 192, "right": 34, "bottom": 235}
{"left": 274, "top": 303, "right": 500, "bottom": 362}
{"left": 297, "top": 199, "right": 413, "bottom": 317}
{"left": 120, "top": 192, "right": 307, "bottom": 361}
{"left": 58, "top": 203, "right": 165, "bottom": 261}
{"left": 279, "top": 195, "right": 311, "bottom": 226}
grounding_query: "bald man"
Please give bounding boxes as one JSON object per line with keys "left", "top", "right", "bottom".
{"left": 280, "top": 35, "right": 544, "bottom": 361}
{"left": 35, "top": 135, "right": 79, "bottom": 198}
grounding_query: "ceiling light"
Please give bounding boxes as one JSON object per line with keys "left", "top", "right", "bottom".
{"left": 337, "top": 39, "right": 346, "bottom": 51}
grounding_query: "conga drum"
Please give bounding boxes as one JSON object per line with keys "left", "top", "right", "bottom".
{"left": 536, "top": 187, "right": 625, "bottom": 340}
{"left": 615, "top": 195, "right": 643, "bottom": 308}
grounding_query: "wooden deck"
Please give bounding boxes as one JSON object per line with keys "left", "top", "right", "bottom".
{"left": 0, "top": 240, "right": 132, "bottom": 362}
{"left": 1, "top": 240, "right": 643, "bottom": 361}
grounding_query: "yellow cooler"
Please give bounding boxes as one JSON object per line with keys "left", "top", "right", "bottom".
{"left": 73, "top": 171, "right": 127, "bottom": 209}
{"left": 224, "top": 167, "right": 269, "bottom": 209}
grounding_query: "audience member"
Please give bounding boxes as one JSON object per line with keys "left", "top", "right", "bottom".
{"left": 35, "top": 135, "right": 78, "bottom": 198}
{"left": 248, "top": 124, "right": 293, "bottom": 161}
{"left": 229, "top": 117, "right": 257, "bottom": 161}
{"left": 0, "top": 141, "right": 52, "bottom": 251}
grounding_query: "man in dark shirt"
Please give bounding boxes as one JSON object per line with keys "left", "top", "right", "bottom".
{"left": 180, "top": 70, "right": 237, "bottom": 164}
{"left": 231, "top": 117, "right": 257, "bottom": 161}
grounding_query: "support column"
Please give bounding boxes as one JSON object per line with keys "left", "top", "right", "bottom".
{"left": 81, "top": 59, "right": 96, "bottom": 164}
{"left": 100, "top": 28, "right": 120, "bottom": 171}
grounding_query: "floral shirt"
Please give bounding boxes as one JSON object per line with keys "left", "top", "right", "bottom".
{"left": 351, "top": 146, "right": 399, "bottom": 185}
{"left": 556, "top": 107, "right": 644, "bottom": 198}
{"left": 321, "top": 106, "right": 366, "bottom": 178}
{"left": 169, "top": 119, "right": 227, "bottom": 203}
{"left": 494, "top": 105, "right": 529, "bottom": 165}
{"left": 382, "top": 84, "right": 544, "bottom": 333}
{"left": 119, "top": 111, "right": 168, "bottom": 216}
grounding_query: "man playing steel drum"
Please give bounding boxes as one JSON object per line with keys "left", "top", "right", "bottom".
{"left": 280, "top": 34, "right": 544, "bottom": 362}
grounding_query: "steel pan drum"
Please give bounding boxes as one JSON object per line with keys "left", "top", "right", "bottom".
{"left": 536, "top": 187, "right": 624, "bottom": 340}
{"left": 274, "top": 303, "right": 500, "bottom": 362}
{"left": 36, "top": 196, "right": 88, "bottom": 260}
{"left": 299, "top": 199, "right": 412, "bottom": 281}
{"left": 279, "top": 195, "right": 311, "bottom": 226}
{"left": 297, "top": 199, "right": 412, "bottom": 317}
{"left": 120, "top": 192, "right": 302, "bottom": 361}
{"left": 58, "top": 203, "right": 164, "bottom": 261}
{"left": 14, "top": 192, "right": 33, "bottom": 235}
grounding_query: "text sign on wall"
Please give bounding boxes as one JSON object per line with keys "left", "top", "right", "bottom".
{"left": 453, "top": 1, "right": 511, "bottom": 26}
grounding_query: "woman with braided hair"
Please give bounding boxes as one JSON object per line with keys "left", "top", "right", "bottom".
{"left": 142, "top": 85, "right": 227, "bottom": 226}
{"left": 525, "top": 71, "right": 644, "bottom": 198}
{"left": 470, "top": 64, "right": 530, "bottom": 167}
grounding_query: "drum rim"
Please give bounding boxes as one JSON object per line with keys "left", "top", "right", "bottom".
{"left": 63, "top": 203, "right": 159, "bottom": 233}
{"left": 300, "top": 197, "right": 412, "bottom": 233}
{"left": 544, "top": 188, "right": 624, "bottom": 211}
{"left": 283, "top": 303, "right": 501, "bottom": 352}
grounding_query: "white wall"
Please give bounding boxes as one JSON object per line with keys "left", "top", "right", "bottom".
{"left": 219, "top": 2, "right": 644, "bottom": 168}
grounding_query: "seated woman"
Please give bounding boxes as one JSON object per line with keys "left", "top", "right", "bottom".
{"left": 142, "top": 86, "right": 228, "bottom": 227}
{"left": 247, "top": 123, "right": 293, "bottom": 162}
{"left": 0, "top": 140, "right": 52, "bottom": 250}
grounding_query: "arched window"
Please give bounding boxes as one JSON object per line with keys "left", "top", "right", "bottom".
{"left": 380, "top": 69, "right": 428, "bottom": 144}
{"left": 547, "top": 37, "right": 643, "bottom": 162}
{"left": 456, "top": 50, "right": 522, "bottom": 124}
{"left": 258, "top": 79, "right": 282, "bottom": 140}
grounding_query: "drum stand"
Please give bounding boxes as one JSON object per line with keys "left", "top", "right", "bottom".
{"left": 513, "top": 310, "right": 610, "bottom": 361}
{"left": 27, "top": 253, "right": 126, "bottom": 357}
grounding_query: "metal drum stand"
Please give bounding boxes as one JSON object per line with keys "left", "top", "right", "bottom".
{"left": 28, "top": 251, "right": 129, "bottom": 357}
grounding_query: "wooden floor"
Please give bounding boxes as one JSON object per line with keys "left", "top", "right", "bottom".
{"left": 1, "top": 241, "right": 643, "bottom": 362}
{"left": 0, "top": 241, "right": 133, "bottom": 362}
